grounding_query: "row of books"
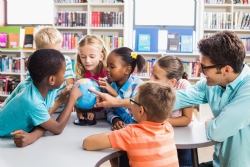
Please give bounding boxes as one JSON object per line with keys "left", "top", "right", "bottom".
{"left": 54, "top": 0, "right": 87, "bottom": 2}
{"left": 0, "top": 76, "right": 20, "bottom": 95}
{"left": 0, "top": 33, "right": 19, "bottom": 49}
{"left": 234, "top": 12, "right": 250, "bottom": 30}
{"left": 0, "top": 56, "right": 25, "bottom": 73}
{"left": 132, "top": 58, "right": 156, "bottom": 77}
{"left": 204, "top": 0, "right": 228, "bottom": 4}
{"left": 89, "top": 0, "right": 123, "bottom": 3}
{"left": 183, "top": 61, "right": 201, "bottom": 78}
{"left": 132, "top": 59, "right": 201, "bottom": 79}
{"left": 55, "top": 11, "right": 87, "bottom": 27}
{"left": 101, "top": 35, "right": 124, "bottom": 51}
{"left": 233, "top": 0, "right": 250, "bottom": 4}
{"left": 91, "top": 11, "right": 124, "bottom": 27}
{"left": 62, "top": 33, "right": 85, "bottom": 51}
{"left": 241, "top": 38, "right": 250, "bottom": 52}
{"left": 203, "top": 12, "right": 232, "bottom": 30}
{"left": 205, "top": 0, "right": 250, "bottom": 4}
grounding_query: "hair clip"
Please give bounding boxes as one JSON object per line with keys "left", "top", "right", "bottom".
{"left": 131, "top": 52, "right": 138, "bottom": 59}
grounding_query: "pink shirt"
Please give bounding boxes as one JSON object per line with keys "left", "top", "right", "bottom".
{"left": 84, "top": 70, "right": 106, "bottom": 80}
{"left": 170, "top": 79, "right": 196, "bottom": 121}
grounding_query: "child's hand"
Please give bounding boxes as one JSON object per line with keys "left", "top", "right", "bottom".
{"left": 112, "top": 118, "right": 126, "bottom": 130}
{"left": 11, "top": 130, "right": 33, "bottom": 147}
{"left": 98, "top": 78, "right": 118, "bottom": 97}
{"left": 58, "top": 84, "right": 73, "bottom": 105}
{"left": 70, "top": 86, "right": 82, "bottom": 99}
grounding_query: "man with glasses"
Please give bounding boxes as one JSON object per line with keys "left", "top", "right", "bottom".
{"left": 90, "top": 30, "right": 250, "bottom": 167}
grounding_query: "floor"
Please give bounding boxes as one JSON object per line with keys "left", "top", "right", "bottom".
{"left": 99, "top": 146, "right": 214, "bottom": 167}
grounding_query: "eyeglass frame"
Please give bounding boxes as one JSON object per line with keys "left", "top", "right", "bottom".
{"left": 130, "top": 99, "right": 148, "bottom": 115}
{"left": 200, "top": 63, "right": 224, "bottom": 73}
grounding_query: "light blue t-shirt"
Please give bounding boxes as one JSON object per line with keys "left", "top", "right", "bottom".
{"left": 0, "top": 82, "right": 56, "bottom": 137}
{"left": 174, "top": 64, "right": 250, "bottom": 167}
{"left": 0, "top": 55, "right": 75, "bottom": 112}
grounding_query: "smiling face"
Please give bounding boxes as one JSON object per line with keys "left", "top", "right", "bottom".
{"left": 200, "top": 55, "right": 226, "bottom": 86}
{"left": 78, "top": 45, "right": 104, "bottom": 75}
{"left": 150, "top": 63, "right": 176, "bottom": 88}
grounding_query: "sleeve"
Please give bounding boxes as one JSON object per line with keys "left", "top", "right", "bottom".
{"left": 206, "top": 83, "right": 250, "bottom": 142}
{"left": 105, "top": 107, "right": 119, "bottom": 124}
{"left": 28, "top": 103, "right": 51, "bottom": 126}
{"left": 64, "top": 56, "right": 75, "bottom": 79}
{"left": 108, "top": 126, "right": 132, "bottom": 151}
{"left": 174, "top": 78, "right": 208, "bottom": 110}
{"left": 0, "top": 79, "right": 32, "bottom": 109}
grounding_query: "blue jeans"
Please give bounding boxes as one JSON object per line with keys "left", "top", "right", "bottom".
{"left": 199, "top": 161, "right": 213, "bottom": 167}
{"left": 177, "top": 149, "right": 193, "bottom": 167}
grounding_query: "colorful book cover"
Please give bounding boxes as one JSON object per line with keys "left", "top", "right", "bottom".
{"left": 181, "top": 35, "right": 193, "bottom": 52}
{"left": 8, "top": 33, "right": 19, "bottom": 48}
{"left": 0, "top": 33, "right": 7, "bottom": 48}
{"left": 138, "top": 34, "right": 150, "bottom": 51}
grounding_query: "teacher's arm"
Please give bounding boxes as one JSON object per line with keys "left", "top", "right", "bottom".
{"left": 89, "top": 89, "right": 131, "bottom": 108}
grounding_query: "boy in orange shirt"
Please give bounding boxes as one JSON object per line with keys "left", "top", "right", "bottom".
{"left": 83, "top": 81, "right": 179, "bottom": 167}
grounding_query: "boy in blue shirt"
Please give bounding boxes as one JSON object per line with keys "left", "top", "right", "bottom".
{"left": 0, "top": 49, "right": 82, "bottom": 144}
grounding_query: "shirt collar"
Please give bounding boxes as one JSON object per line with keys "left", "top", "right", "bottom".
{"left": 227, "top": 64, "right": 249, "bottom": 90}
{"left": 110, "top": 75, "right": 133, "bottom": 94}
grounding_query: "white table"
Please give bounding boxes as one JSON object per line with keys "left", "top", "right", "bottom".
{"left": 0, "top": 113, "right": 215, "bottom": 167}
{"left": 174, "top": 122, "right": 216, "bottom": 167}
{"left": 0, "top": 113, "right": 123, "bottom": 167}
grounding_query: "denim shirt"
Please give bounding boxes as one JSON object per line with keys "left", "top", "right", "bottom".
{"left": 174, "top": 64, "right": 250, "bottom": 167}
{"left": 105, "top": 76, "right": 143, "bottom": 124}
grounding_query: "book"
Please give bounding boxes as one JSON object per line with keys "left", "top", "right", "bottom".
{"left": 181, "top": 35, "right": 193, "bottom": 52}
{"left": 167, "top": 33, "right": 180, "bottom": 51}
{"left": 8, "top": 33, "right": 19, "bottom": 48}
{"left": 138, "top": 34, "right": 150, "bottom": 51}
{"left": 0, "top": 33, "right": 7, "bottom": 48}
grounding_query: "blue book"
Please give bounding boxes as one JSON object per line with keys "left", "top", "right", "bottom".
{"left": 181, "top": 35, "right": 193, "bottom": 52}
{"left": 138, "top": 34, "right": 150, "bottom": 51}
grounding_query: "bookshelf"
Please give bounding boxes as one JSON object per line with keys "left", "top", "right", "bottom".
{"left": 53, "top": 0, "right": 128, "bottom": 60}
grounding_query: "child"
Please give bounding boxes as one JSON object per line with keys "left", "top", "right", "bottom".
{"left": 99, "top": 47, "right": 145, "bottom": 130}
{"left": 83, "top": 81, "right": 179, "bottom": 167}
{"left": 150, "top": 55, "right": 195, "bottom": 167}
{"left": 74, "top": 34, "right": 108, "bottom": 120}
{"left": 0, "top": 49, "right": 82, "bottom": 142}
{"left": 0, "top": 27, "right": 75, "bottom": 113}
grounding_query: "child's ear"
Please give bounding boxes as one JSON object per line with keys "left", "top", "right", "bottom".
{"left": 139, "top": 106, "right": 146, "bottom": 116}
{"left": 170, "top": 78, "right": 177, "bottom": 87}
{"left": 48, "top": 76, "right": 55, "bottom": 86}
{"left": 125, "top": 65, "right": 132, "bottom": 75}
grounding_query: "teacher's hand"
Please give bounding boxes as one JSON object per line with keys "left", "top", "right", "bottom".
{"left": 89, "top": 88, "right": 118, "bottom": 108}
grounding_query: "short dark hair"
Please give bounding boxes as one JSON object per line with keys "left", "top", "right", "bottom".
{"left": 27, "top": 49, "right": 65, "bottom": 83}
{"left": 198, "top": 30, "right": 245, "bottom": 73}
{"left": 111, "top": 47, "right": 145, "bottom": 74}
{"left": 137, "top": 81, "right": 176, "bottom": 123}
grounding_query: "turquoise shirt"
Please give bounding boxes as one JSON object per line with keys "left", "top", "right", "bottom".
{"left": 0, "top": 82, "right": 56, "bottom": 137}
{"left": 174, "top": 64, "right": 250, "bottom": 167}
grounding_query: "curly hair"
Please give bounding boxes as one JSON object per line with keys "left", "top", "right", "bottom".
{"left": 27, "top": 49, "right": 65, "bottom": 83}
{"left": 198, "top": 30, "right": 245, "bottom": 73}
